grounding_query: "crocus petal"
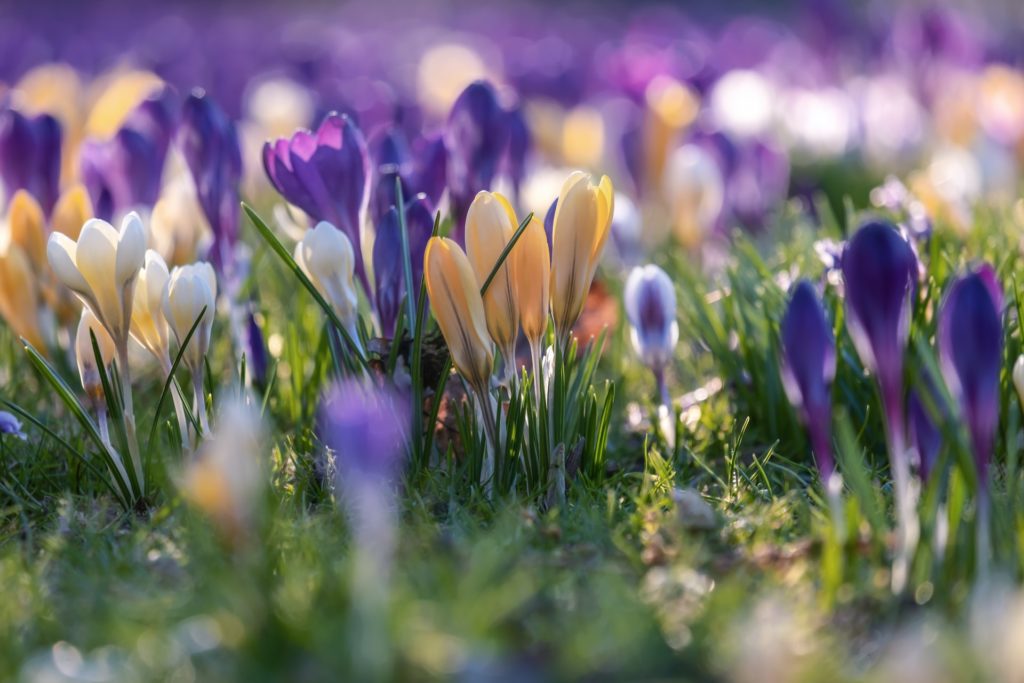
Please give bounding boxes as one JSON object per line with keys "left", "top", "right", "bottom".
{"left": 514, "top": 216, "right": 550, "bottom": 345}
{"left": 624, "top": 264, "right": 678, "bottom": 373}
{"left": 46, "top": 232, "right": 90, "bottom": 294}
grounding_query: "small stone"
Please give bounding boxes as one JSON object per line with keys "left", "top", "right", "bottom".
{"left": 672, "top": 488, "right": 718, "bottom": 530}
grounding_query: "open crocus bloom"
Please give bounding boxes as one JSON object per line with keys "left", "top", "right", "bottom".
{"left": 46, "top": 212, "right": 146, "bottom": 347}
{"left": 130, "top": 249, "right": 173, "bottom": 366}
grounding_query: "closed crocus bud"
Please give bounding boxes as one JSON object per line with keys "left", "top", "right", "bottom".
{"left": 163, "top": 262, "right": 217, "bottom": 372}
{"left": 465, "top": 191, "right": 520, "bottom": 371}
{"left": 296, "top": 221, "right": 360, "bottom": 341}
{"left": 130, "top": 250, "right": 172, "bottom": 366}
{"left": 0, "top": 109, "right": 62, "bottom": 216}
{"left": 75, "top": 308, "right": 116, "bottom": 407}
{"left": 180, "top": 92, "right": 242, "bottom": 276}
{"left": 7, "top": 190, "right": 47, "bottom": 271}
{"left": 47, "top": 212, "right": 147, "bottom": 348}
{"left": 424, "top": 236, "right": 494, "bottom": 394}
{"left": 908, "top": 390, "right": 942, "bottom": 483}
{"left": 372, "top": 197, "right": 433, "bottom": 338}
{"left": 0, "top": 238, "right": 45, "bottom": 349}
{"left": 841, "top": 221, "right": 917, "bottom": 419}
{"left": 779, "top": 280, "right": 836, "bottom": 482}
{"left": 263, "top": 114, "right": 370, "bottom": 290}
{"left": 663, "top": 144, "right": 724, "bottom": 249}
{"left": 550, "top": 171, "right": 614, "bottom": 343}
{"left": 938, "top": 264, "right": 1003, "bottom": 494}
{"left": 0, "top": 410, "right": 27, "bottom": 440}
{"left": 514, "top": 216, "right": 550, "bottom": 348}
{"left": 1013, "top": 355, "right": 1024, "bottom": 411}
{"left": 445, "top": 81, "right": 509, "bottom": 242}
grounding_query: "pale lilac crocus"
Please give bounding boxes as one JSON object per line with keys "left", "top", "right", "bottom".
{"left": 0, "top": 410, "right": 26, "bottom": 440}
{"left": 624, "top": 265, "right": 678, "bottom": 407}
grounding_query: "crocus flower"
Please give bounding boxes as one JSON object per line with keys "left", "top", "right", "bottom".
{"left": 0, "top": 236, "right": 44, "bottom": 349}
{"left": 47, "top": 212, "right": 146, "bottom": 353}
{"left": 938, "top": 264, "right": 1002, "bottom": 498}
{"left": 514, "top": 216, "right": 550, "bottom": 360}
{"left": 445, "top": 81, "right": 508, "bottom": 243}
{"left": 625, "top": 264, "right": 679, "bottom": 406}
{"left": 424, "top": 236, "right": 494, "bottom": 396}
{"left": 372, "top": 197, "right": 433, "bottom": 338}
{"left": 296, "top": 221, "right": 360, "bottom": 348}
{"left": 550, "top": 171, "right": 614, "bottom": 345}
{"left": 662, "top": 144, "right": 724, "bottom": 249}
{"left": 0, "top": 410, "right": 26, "bottom": 440}
{"left": 840, "top": 219, "right": 918, "bottom": 591}
{"left": 0, "top": 109, "right": 62, "bottom": 216}
{"left": 1013, "top": 355, "right": 1024, "bottom": 412}
{"left": 6, "top": 190, "right": 46, "bottom": 272}
{"left": 369, "top": 129, "right": 447, "bottom": 227}
{"left": 465, "top": 191, "right": 520, "bottom": 378}
{"left": 180, "top": 92, "right": 242, "bottom": 277}
{"left": 163, "top": 261, "right": 217, "bottom": 439}
{"left": 262, "top": 114, "right": 371, "bottom": 290}
{"left": 130, "top": 250, "right": 172, "bottom": 367}
{"left": 778, "top": 280, "right": 836, "bottom": 484}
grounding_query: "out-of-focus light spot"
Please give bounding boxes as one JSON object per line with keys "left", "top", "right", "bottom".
{"left": 978, "top": 65, "right": 1024, "bottom": 145}
{"left": 417, "top": 42, "right": 488, "bottom": 116}
{"left": 245, "top": 77, "right": 314, "bottom": 138}
{"left": 857, "top": 75, "right": 925, "bottom": 169}
{"left": 662, "top": 144, "right": 723, "bottom": 249}
{"left": 709, "top": 69, "right": 774, "bottom": 139}
{"left": 267, "top": 332, "right": 284, "bottom": 358}
{"left": 645, "top": 75, "right": 699, "bottom": 132}
{"left": 561, "top": 105, "right": 605, "bottom": 168}
{"left": 520, "top": 165, "right": 573, "bottom": 221}
{"left": 780, "top": 88, "right": 853, "bottom": 161}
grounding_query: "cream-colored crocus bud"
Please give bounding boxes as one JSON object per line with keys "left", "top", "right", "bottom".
{"left": 7, "top": 190, "right": 46, "bottom": 271}
{"left": 46, "top": 211, "right": 146, "bottom": 348}
{"left": 663, "top": 144, "right": 724, "bottom": 250}
{"left": 424, "top": 236, "right": 494, "bottom": 394}
{"left": 1013, "top": 355, "right": 1024, "bottom": 410}
{"left": 465, "top": 191, "right": 520, "bottom": 371}
{"left": 550, "top": 171, "right": 614, "bottom": 343}
{"left": 75, "top": 308, "right": 116, "bottom": 407}
{"left": 295, "top": 221, "right": 359, "bottom": 336}
{"left": 0, "top": 238, "right": 45, "bottom": 350}
{"left": 130, "top": 250, "right": 172, "bottom": 366}
{"left": 514, "top": 216, "right": 550, "bottom": 347}
{"left": 162, "top": 262, "right": 217, "bottom": 372}
{"left": 150, "top": 176, "right": 210, "bottom": 267}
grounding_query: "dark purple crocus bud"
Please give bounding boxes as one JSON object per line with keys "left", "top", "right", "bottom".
{"left": 729, "top": 138, "right": 790, "bottom": 233}
{"left": 372, "top": 196, "right": 433, "bottom": 338}
{"left": 503, "top": 103, "right": 530, "bottom": 205}
{"left": 938, "top": 264, "right": 1003, "bottom": 494}
{"left": 543, "top": 197, "right": 557, "bottom": 251}
{"left": 841, "top": 221, "right": 918, "bottom": 424}
{"left": 263, "top": 113, "right": 371, "bottom": 290}
{"left": 908, "top": 389, "right": 942, "bottom": 483}
{"left": 412, "top": 135, "right": 447, "bottom": 208}
{"left": 0, "top": 109, "right": 62, "bottom": 215}
{"left": 445, "top": 81, "right": 508, "bottom": 243}
{"left": 80, "top": 127, "right": 165, "bottom": 221}
{"left": 243, "top": 305, "right": 268, "bottom": 388}
{"left": 125, "top": 86, "right": 178, "bottom": 167}
{"left": 180, "top": 91, "right": 243, "bottom": 277}
{"left": 779, "top": 280, "right": 836, "bottom": 482}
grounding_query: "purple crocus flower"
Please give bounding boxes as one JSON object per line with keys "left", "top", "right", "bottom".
{"left": 372, "top": 196, "right": 433, "bottom": 338}
{"left": 0, "top": 109, "right": 61, "bottom": 215}
{"left": 180, "top": 91, "right": 243, "bottom": 277}
{"left": 0, "top": 410, "right": 26, "bottom": 440}
{"left": 729, "top": 138, "right": 790, "bottom": 233}
{"left": 502, "top": 103, "right": 530, "bottom": 205}
{"left": 938, "top": 264, "right": 1003, "bottom": 495}
{"left": 445, "top": 81, "right": 508, "bottom": 243}
{"left": 543, "top": 197, "right": 557, "bottom": 251}
{"left": 624, "top": 264, "right": 678, "bottom": 406}
{"left": 779, "top": 280, "right": 836, "bottom": 482}
{"left": 242, "top": 306, "right": 269, "bottom": 387}
{"left": 841, "top": 219, "right": 919, "bottom": 590}
{"left": 263, "top": 113, "right": 371, "bottom": 290}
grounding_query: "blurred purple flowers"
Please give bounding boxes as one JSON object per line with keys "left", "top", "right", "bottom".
{"left": 81, "top": 88, "right": 177, "bottom": 221}
{"left": 445, "top": 81, "right": 508, "bottom": 243}
{"left": 938, "top": 264, "right": 1003, "bottom": 493}
{"left": 180, "top": 91, "right": 242, "bottom": 277}
{"left": 263, "top": 113, "right": 371, "bottom": 289}
{"left": 779, "top": 279, "right": 836, "bottom": 482}
{"left": 0, "top": 109, "right": 61, "bottom": 215}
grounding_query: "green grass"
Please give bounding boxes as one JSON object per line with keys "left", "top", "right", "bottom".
{"left": 2, "top": 193, "right": 1024, "bottom": 681}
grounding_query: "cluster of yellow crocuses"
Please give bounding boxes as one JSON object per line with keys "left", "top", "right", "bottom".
{"left": 425, "top": 170, "right": 614, "bottom": 397}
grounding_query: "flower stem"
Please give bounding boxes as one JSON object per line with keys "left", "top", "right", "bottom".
{"left": 161, "top": 356, "right": 192, "bottom": 450}
{"left": 192, "top": 368, "right": 211, "bottom": 438}
{"left": 117, "top": 344, "right": 145, "bottom": 500}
